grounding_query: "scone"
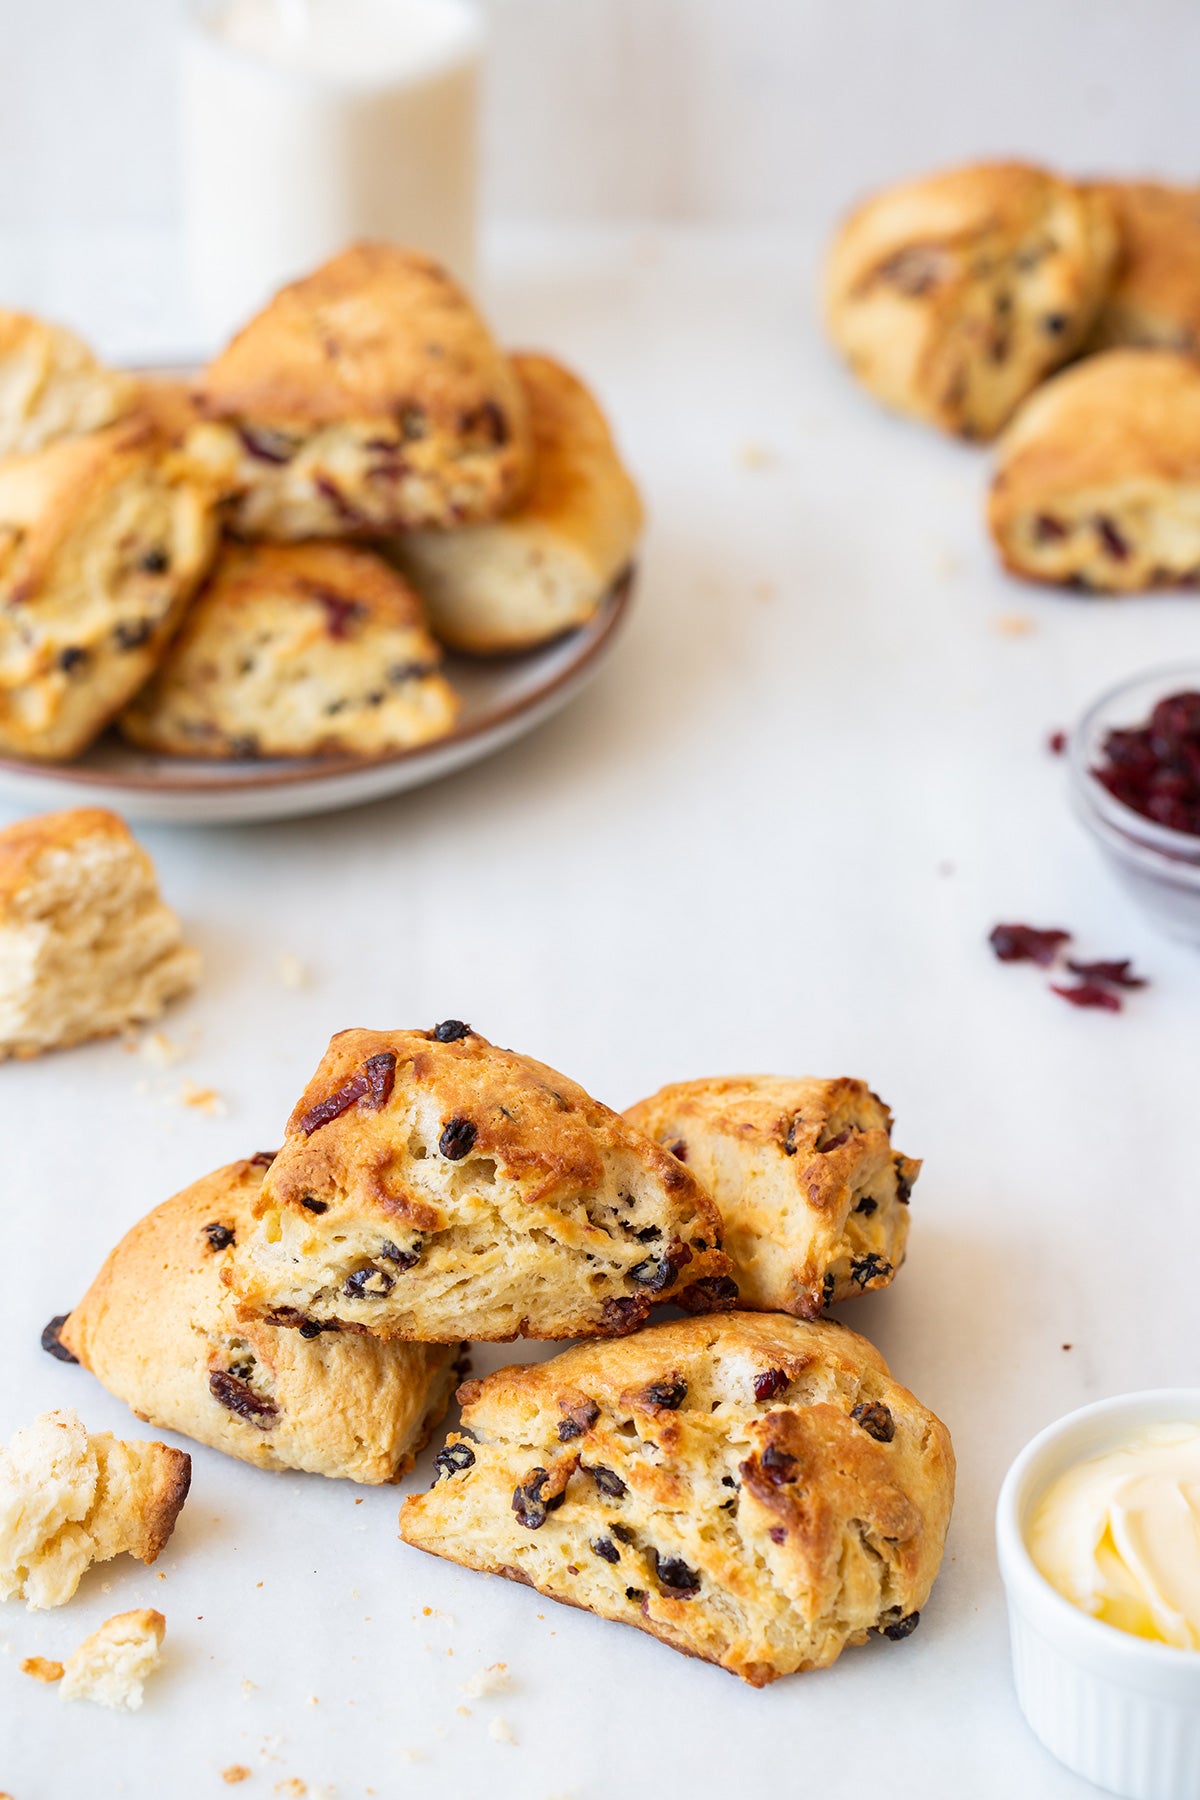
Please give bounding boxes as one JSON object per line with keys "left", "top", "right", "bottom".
{"left": 1088, "top": 181, "right": 1200, "bottom": 352}
{"left": 190, "top": 242, "right": 531, "bottom": 540}
{"left": 391, "top": 352, "right": 643, "bottom": 653}
{"left": 59, "top": 1608, "right": 165, "bottom": 1710}
{"left": 0, "top": 808, "right": 200, "bottom": 1061}
{"left": 400, "top": 1312, "right": 955, "bottom": 1686}
{"left": 988, "top": 349, "right": 1200, "bottom": 591}
{"left": 0, "top": 309, "right": 136, "bottom": 460}
{"left": 624, "top": 1076, "right": 917, "bottom": 1318}
{"left": 119, "top": 540, "right": 459, "bottom": 759}
{"left": 0, "top": 418, "right": 219, "bottom": 759}
{"left": 0, "top": 1409, "right": 189, "bottom": 1609}
{"left": 228, "top": 1023, "right": 735, "bottom": 1342}
{"left": 58, "top": 1155, "right": 461, "bottom": 1484}
{"left": 824, "top": 161, "right": 1118, "bottom": 438}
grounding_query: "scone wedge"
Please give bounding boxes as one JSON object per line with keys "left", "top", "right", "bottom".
{"left": 1087, "top": 180, "right": 1200, "bottom": 353}
{"left": 58, "top": 1155, "right": 461, "bottom": 1484}
{"left": 400, "top": 1313, "right": 955, "bottom": 1686}
{"left": 228, "top": 1024, "right": 735, "bottom": 1342}
{"left": 988, "top": 349, "right": 1200, "bottom": 591}
{"left": 0, "top": 309, "right": 136, "bottom": 460}
{"left": 392, "top": 352, "right": 643, "bottom": 653}
{"left": 120, "top": 540, "right": 459, "bottom": 759}
{"left": 824, "top": 160, "right": 1117, "bottom": 439}
{"left": 624, "top": 1075, "right": 917, "bottom": 1317}
{"left": 190, "top": 242, "right": 531, "bottom": 539}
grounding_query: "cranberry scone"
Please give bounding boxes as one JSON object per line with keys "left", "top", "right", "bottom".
{"left": 0, "top": 309, "right": 137, "bottom": 459}
{"left": 1087, "top": 180, "right": 1200, "bottom": 352}
{"left": 0, "top": 418, "right": 219, "bottom": 759}
{"left": 988, "top": 349, "right": 1200, "bottom": 591}
{"left": 391, "top": 352, "right": 643, "bottom": 653}
{"left": 120, "top": 540, "right": 459, "bottom": 759}
{"left": 401, "top": 1313, "right": 954, "bottom": 1686}
{"left": 624, "top": 1076, "right": 917, "bottom": 1318}
{"left": 0, "top": 1409, "right": 189, "bottom": 1610}
{"left": 824, "top": 161, "right": 1118, "bottom": 439}
{"left": 57, "top": 1156, "right": 461, "bottom": 1484}
{"left": 0, "top": 808, "right": 200, "bottom": 1060}
{"left": 189, "top": 242, "right": 530, "bottom": 539}
{"left": 228, "top": 1024, "right": 734, "bottom": 1342}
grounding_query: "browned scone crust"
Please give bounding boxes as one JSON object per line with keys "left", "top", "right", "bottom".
{"left": 624, "top": 1076, "right": 917, "bottom": 1318}
{"left": 400, "top": 1312, "right": 955, "bottom": 1686}
{"left": 228, "top": 1024, "right": 734, "bottom": 1343}
{"left": 60, "top": 1157, "right": 461, "bottom": 1484}
{"left": 190, "top": 243, "right": 531, "bottom": 539}
{"left": 824, "top": 161, "right": 1118, "bottom": 439}
{"left": 119, "top": 539, "right": 459, "bottom": 759}
{"left": 0, "top": 417, "right": 219, "bottom": 759}
{"left": 1087, "top": 180, "right": 1200, "bottom": 352}
{"left": 988, "top": 348, "right": 1200, "bottom": 591}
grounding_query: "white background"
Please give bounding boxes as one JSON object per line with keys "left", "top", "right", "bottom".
{"left": 2, "top": 4, "right": 1200, "bottom": 1797}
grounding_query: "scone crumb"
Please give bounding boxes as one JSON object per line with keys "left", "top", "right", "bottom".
{"left": 277, "top": 954, "right": 308, "bottom": 990}
{"left": 139, "top": 1029, "right": 185, "bottom": 1067}
{"left": 59, "top": 1607, "right": 165, "bottom": 1710}
{"left": 21, "top": 1654, "right": 63, "bottom": 1682}
{"left": 995, "top": 611, "right": 1036, "bottom": 636}
{"left": 273, "top": 1782, "right": 306, "bottom": 1798}
{"left": 459, "top": 1662, "right": 509, "bottom": 1698}
{"left": 241, "top": 1677, "right": 257, "bottom": 1699}
{"left": 736, "top": 441, "right": 773, "bottom": 470}
{"left": 180, "top": 1080, "right": 226, "bottom": 1115}
{"left": 488, "top": 1717, "right": 517, "bottom": 1746}
{"left": 456, "top": 1705, "right": 471, "bottom": 1717}
{"left": 222, "top": 1768, "right": 252, "bottom": 1786}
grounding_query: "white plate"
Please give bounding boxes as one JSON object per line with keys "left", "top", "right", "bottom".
{"left": 0, "top": 572, "right": 634, "bottom": 825}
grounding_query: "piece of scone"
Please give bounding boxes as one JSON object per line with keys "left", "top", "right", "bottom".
{"left": 391, "top": 352, "right": 643, "bottom": 653}
{"left": 189, "top": 242, "right": 531, "bottom": 540}
{"left": 59, "top": 1608, "right": 165, "bottom": 1710}
{"left": 400, "top": 1312, "right": 955, "bottom": 1686}
{"left": 624, "top": 1076, "right": 917, "bottom": 1318}
{"left": 228, "top": 1023, "right": 735, "bottom": 1343}
{"left": 119, "top": 540, "right": 459, "bottom": 759}
{"left": 0, "top": 309, "right": 137, "bottom": 460}
{"left": 824, "top": 161, "right": 1118, "bottom": 439}
{"left": 988, "top": 348, "right": 1200, "bottom": 591}
{"left": 0, "top": 418, "right": 219, "bottom": 759}
{"left": 0, "top": 808, "right": 200, "bottom": 1060}
{"left": 58, "top": 1155, "right": 461, "bottom": 1484}
{"left": 1087, "top": 180, "right": 1200, "bottom": 352}
{"left": 0, "top": 1410, "right": 189, "bottom": 1610}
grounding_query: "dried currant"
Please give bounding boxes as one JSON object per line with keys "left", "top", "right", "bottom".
{"left": 431, "top": 1020, "right": 472, "bottom": 1042}
{"left": 557, "top": 1398, "right": 600, "bottom": 1442}
{"left": 57, "top": 645, "right": 88, "bottom": 673}
{"left": 114, "top": 619, "right": 152, "bottom": 651}
{"left": 435, "top": 1441, "right": 476, "bottom": 1479}
{"left": 851, "top": 1401, "right": 895, "bottom": 1443}
{"left": 675, "top": 1276, "right": 739, "bottom": 1313}
{"left": 139, "top": 547, "right": 170, "bottom": 574}
{"left": 652, "top": 1552, "right": 700, "bottom": 1597}
{"left": 879, "top": 1609, "right": 921, "bottom": 1641}
{"left": 342, "top": 1266, "right": 395, "bottom": 1300}
{"left": 850, "top": 1253, "right": 892, "bottom": 1289}
{"left": 439, "top": 1116, "right": 477, "bottom": 1160}
{"left": 642, "top": 1380, "right": 687, "bottom": 1410}
{"left": 209, "top": 1370, "right": 279, "bottom": 1429}
{"left": 203, "top": 1222, "right": 235, "bottom": 1251}
{"left": 300, "top": 1197, "right": 329, "bottom": 1214}
{"left": 591, "top": 1537, "right": 620, "bottom": 1564}
{"left": 758, "top": 1444, "right": 799, "bottom": 1485}
{"left": 854, "top": 1197, "right": 878, "bottom": 1216}
{"left": 666, "top": 1138, "right": 688, "bottom": 1160}
{"left": 512, "top": 1468, "right": 564, "bottom": 1530}
{"left": 1095, "top": 516, "right": 1130, "bottom": 561}
{"left": 40, "top": 1315, "right": 78, "bottom": 1364}
{"left": 587, "top": 1464, "right": 627, "bottom": 1499}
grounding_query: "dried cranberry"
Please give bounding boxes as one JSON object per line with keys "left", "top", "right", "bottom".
{"left": 237, "top": 425, "right": 296, "bottom": 464}
{"left": 1050, "top": 981, "right": 1123, "bottom": 1012}
{"left": 439, "top": 1116, "right": 477, "bottom": 1160}
{"left": 879, "top": 1610, "right": 921, "bottom": 1641}
{"left": 431, "top": 1020, "right": 472, "bottom": 1042}
{"left": 40, "top": 1315, "right": 78, "bottom": 1363}
{"left": 203, "top": 1222, "right": 235, "bottom": 1251}
{"left": 652, "top": 1552, "right": 700, "bottom": 1596}
{"left": 675, "top": 1276, "right": 739, "bottom": 1313}
{"left": 753, "top": 1369, "right": 787, "bottom": 1403}
{"left": 362, "top": 1051, "right": 397, "bottom": 1110}
{"left": 312, "top": 590, "right": 363, "bottom": 640}
{"left": 769, "top": 1526, "right": 787, "bottom": 1544}
{"left": 1095, "top": 516, "right": 1130, "bottom": 560}
{"left": 249, "top": 1150, "right": 278, "bottom": 1168}
{"left": 1048, "top": 729, "right": 1067, "bottom": 755}
{"left": 312, "top": 474, "right": 364, "bottom": 526}
{"left": 209, "top": 1370, "right": 279, "bottom": 1428}
{"left": 1092, "top": 691, "right": 1200, "bottom": 836}
{"left": 666, "top": 1138, "right": 687, "bottom": 1160}
{"left": 591, "top": 1537, "right": 620, "bottom": 1564}
{"left": 989, "top": 923, "right": 1071, "bottom": 965}
{"left": 757, "top": 1444, "right": 799, "bottom": 1486}
{"left": 435, "top": 1441, "right": 475, "bottom": 1479}
{"left": 298, "top": 1072, "right": 369, "bottom": 1136}
{"left": 851, "top": 1401, "right": 895, "bottom": 1443}
{"left": 1065, "top": 958, "right": 1147, "bottom": 988}
{"left": 1034, "top": 514, "right": 1067, "bottom": 543}
{"left": 642, "top": 1380, "right": 687, "bottom": 1410}
{"left": 587, "top": 1464, "right": 627, "bottom": 1499}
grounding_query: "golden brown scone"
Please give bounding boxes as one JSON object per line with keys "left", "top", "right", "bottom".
{"left": 0, "top": 807, "right": 200, "bottom": 1061}
{"left": 58, "top": 1156, "right": 461, "bottom": 1485}
{"left": 988, "top": 348, "right": 1200, "bottom": 591}
{"left": 58, "top": 1608, "right": 165, "bottom": 1709}
{"left": 0, "top": 309, "right": 137, "bottom": 459}
{"left": 228, "top": 1023, "right": 735, "bottom": 1343}
{"left": 824, "top": 161, "right": 1118, "bottom": 439}
{"left": 119, "top": 540, "right": 459, "bottom": 759}
{"left": 1087, "top": 180, "right": 1200, "bottom": 352}
{"left": 624, "top": 1076, "right": 917, "bottom": 1318}
{"left": 400, "top": 1312, "right": 954, "bottom": 1686}
{"left": 189, "top": 243, "right": 531, "bottom": 539}
{"left": 0, "top": 1409, "right": 189, "bottom": 1610}
{"left": 0, "top": 418, "right": 219, "bottom": 759}
{"left": 391, "top": 352, "right": 643, "bottom": 653}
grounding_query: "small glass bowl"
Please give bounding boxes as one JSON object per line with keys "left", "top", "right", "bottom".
{"left": 1069, "top": 663, "right": 1200, "bottom": 946}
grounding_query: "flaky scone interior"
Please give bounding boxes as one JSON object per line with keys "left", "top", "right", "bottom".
{"left": 400, "top": 1313, "right": 955, "bottom": 1686}
{"left": 228, "top": 1024, "right": 735, "bottom": 1342}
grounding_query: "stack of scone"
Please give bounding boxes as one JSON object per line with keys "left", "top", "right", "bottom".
{"left": 0, "top": 243, "right": 643, "bottom": 764}
{"left": 825, "top": 163, "right": 1200, "bottom": 593}
{"left": 44, "top": 1021, "right": 954, "bottom": 1687}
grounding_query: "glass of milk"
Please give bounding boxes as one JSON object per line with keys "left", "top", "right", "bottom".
{"left": 182, "top": 0, "right": 483, "bottom": 347}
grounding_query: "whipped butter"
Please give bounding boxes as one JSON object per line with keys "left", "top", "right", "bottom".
{"left": 1028, "top": 1422, "right": 1200, "bottom": 1650}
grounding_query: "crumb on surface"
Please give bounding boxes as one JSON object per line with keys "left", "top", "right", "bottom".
{"left": 736, "top": 441, "right": 773, "bottom": 470}
{"left": 241, "top": 1677, "right": 257, "bottom": 1699}
{"left": 995, "top": 611, "right": 1035, "bottom": 636}
{"left": 274, "top": 1782, "right": 306, "bottom": 1798}
{"left": 21, "top": 1654, "right": 63, "bottom": 1683}
{"left": 140, "top": 1029, "right": 185, "bottom": 1067}
{"left": 459, "top": 1662, "right": 510, "bottom": 1699}
{"left": 180, "top": 1080, "right": 226, "bottom": 1115}
{"left": 489, "top": 1716, "right": 517, "bottom": 1746}
{"left": 277, "top": 953, "right": 308, "bottom": 990}
{"left": 222, "top": 1769, "right": 252, "bottom": 1787}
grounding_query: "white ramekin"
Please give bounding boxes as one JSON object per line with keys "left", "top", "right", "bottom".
{"left": 996, "top": 1391, "right": 1200, "bottom": 1800}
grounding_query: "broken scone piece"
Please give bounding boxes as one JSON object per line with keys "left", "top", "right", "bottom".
{"left": 59, "top": 1155, "right": 461, "bottom": 1484}
{"left": 401, "top": 1312, "right": 955, "bottom": 1686}
{"left": 0, "top": 808, "right": 200, "bottom": 1060}
{"left": 59, "top": 1608, "right": 166, "bottom": 1710}
{"left": 624, "top": 1075, "right": 917, "bottom": 1318}
{"left": 988, "top": 349, "right": 1200, "bottom": 591}
{"left": 0, "top": 309, "right": 137, "bottom": 460}
{"left": 120, "top": 539, "right": 459, "bottom": 759}
{"left": 824, "top": 161, "right": 1117, "bottom": 439}
{"left": 189, "top": 242, "right": 531, "bottom": 540}
{"left": 1087, "top": 180, "right": 1200, "bottom": 353}
{"left": 392, "top": 352, "right": 643, "bottom": 653}
{"left": 228, "top": 1023, "right": 735, "bottom": 1343}
{"left": 0, "top": 1410, "right": 189, "bottom": 1609}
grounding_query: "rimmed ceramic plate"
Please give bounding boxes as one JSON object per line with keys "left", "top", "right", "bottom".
{"left": 0, "top": 571, "right": 634, "bottom": 826}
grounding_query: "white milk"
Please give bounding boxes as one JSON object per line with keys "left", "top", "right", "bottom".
{"left": 182, "top": 0, "right": 482, "bottom": 347}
